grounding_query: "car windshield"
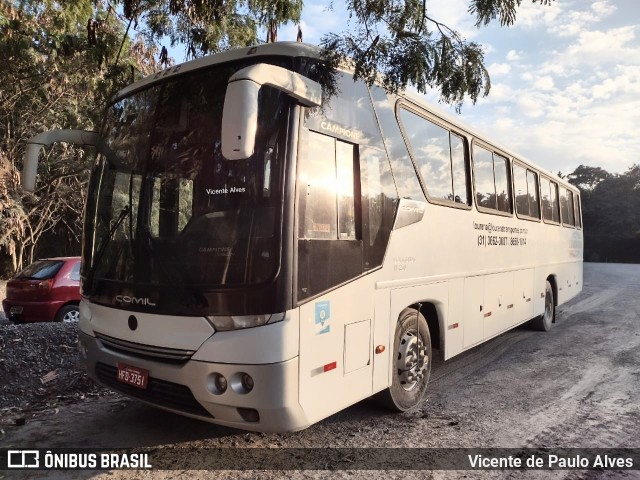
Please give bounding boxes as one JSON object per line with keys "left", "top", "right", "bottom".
{"left": 82, "top": 60, "right": 291, "bottom": 292}
{"left": 16, "top": 260, "right": 64, "bottom": 280}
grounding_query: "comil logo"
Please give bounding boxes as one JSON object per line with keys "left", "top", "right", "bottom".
{"left": 115, "top": 295, "right": 157, "bottom": 306}
{"left": 8, "top": 450, "right": 39, "bottom": 468}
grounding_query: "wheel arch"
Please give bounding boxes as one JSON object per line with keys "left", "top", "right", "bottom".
{"left": 406, "top": 301, "right": 444, "bottom": 361}
{"left": 546, "top": 274, "right": 558, "bottom": 306}
{"left": 55, "top": 301, "right": 80, "bottom": 321}
{"left": 58, "top": 300, "right": 80, "bottom": 310}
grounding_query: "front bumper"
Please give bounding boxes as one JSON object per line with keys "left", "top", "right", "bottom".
{"left": 79, "top": 331, "right": 310, "bottom": 432}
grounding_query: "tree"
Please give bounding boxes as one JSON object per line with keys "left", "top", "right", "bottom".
{"left": 116, "top": 0, "right": 554, "bottom": 110}
{"left": 0, "top": 0, "right": 153, "bottom": 272}
{"left": 570, "top": 164, "right": 640, "bottom": 263}
{"left": 567, "top": 165, "right": 611, "bottom": 194}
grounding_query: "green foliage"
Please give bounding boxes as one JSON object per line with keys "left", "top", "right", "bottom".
{"left": 0, "top": 0, "right": 560, "bottom": 273}
{"left": 469, "top": 0, "right": 554, "bottom": 27}
{"left": 320, "top": 0, "right": 493, "bottom": 111}
{"left": 569, "top": 164, "right": 640, "bottom": 263}
{"left": 567, "top": 165, "right": 611, "bottom": 193}
{"left": 122, "top": 0, "right": 303, "bottom": 57}
{"left": 0, "top": 0, "right": 153, "bottom": 272}
{"left": 98, "top": 0, "right": 556, "bottom": 109}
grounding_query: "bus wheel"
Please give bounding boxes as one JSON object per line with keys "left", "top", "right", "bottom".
{"left": 531, "top": 280, "right": 555, "bottom": 331}
{"left": 377, "top": 308, "right": 432, "bottom": 412}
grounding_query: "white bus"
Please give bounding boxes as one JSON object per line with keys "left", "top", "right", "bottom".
{"left": 22, "top": 42, "right": 583, "bottom": 432}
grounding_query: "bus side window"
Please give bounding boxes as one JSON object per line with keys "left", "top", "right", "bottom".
{"left": 514, "top": 163, "right": 540, "bottom": 220}
{"left": 368, "top": 86, "right": 424, "bottom": 202}
{"left": 494, "top": 154, "right": 511, "bottom": 213}
{"left": 473, "top": 145, "right": 512, "bottom": 213}
{"left": 473, "top": 146, "right": 495, "bottom": 210}
{"left": 514, "top": 163, "right": 529, "bottom": 216}
{"left": 559, "top": 186, "right": 575, "bottom": 227}
{"left": 541, "top": 176, "right": 559, "bottom": 223}
{"left": 360, "top": 145, "right": 397, "bottom": 270}
{"left": 527, "top": 170, "right": 540, "bottom": 219}
{"left": 398, "top": 108, "right": 469, "bottom": 205}
{"left": 575, "top": 195, "right": 582, "bottom": 228}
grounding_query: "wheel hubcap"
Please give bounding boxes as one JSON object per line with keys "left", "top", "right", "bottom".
{"left": 397, "top": 329, "right": 428, "bottom": 391}
{"left": 63, "top": 310, "right": 79, "bottom": 323}
{"left": 544, "top": 289, "right": 553, "bottom": 324}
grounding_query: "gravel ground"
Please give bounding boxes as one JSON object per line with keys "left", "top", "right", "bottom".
{"left": 0, "top": 322, "right": 114, "bottom": 421}
{"left": 0, "top": 280, "right": 112, "bottom": 416}
{"left": 2, "top": 263, "right": 639, "bottom": 480}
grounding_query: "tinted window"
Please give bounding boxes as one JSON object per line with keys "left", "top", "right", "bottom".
{"left": 473, "top": 145, "right": 511, "bottom": 213}
{"left": 474, "top": 146, "right": 495, "bottom": 209}
{"left": 450, "top": 134, "right": 469, "bottom": 204}
{"left": 541, "top": 177, "right": 560, "bottom": 223}
{"left": 514, "top": 163, "right": 540, "bottom": 219}
{"left": 527, "top": 170, "right": 540, "bottom": 219}
{"left": 305, "top": 72, "right": 384, "bottom": 148}
{"left": 16, "top": 260, "right": 64, "bottom": 280}
{"left": 399, "top": 108, "right": 469, "bottom": 204}
{"left": 70, "top": 261, "right": 81, "bottom": 282}
{"left": 360, "top": 145, "right": 397, "bottom": 269}
{"left": 494, "top": 155, "right": 510, "bottom": 213}
{"left": 369, "top": 87, "right": 424, "bottom": 201}
{"left": 297, "top": 130, "right": 363, "bottom": 300}
{"left": 575, "top": 195, "right": 582, "bottom": 228}
{"left": 514, "top": 163, "right": 529, "bottom": 216}
{"left": 299, "top": 133, "right": 339, "bottom": 239}
{"left": 559, "top": 187, "right": 575, "bottom": 227}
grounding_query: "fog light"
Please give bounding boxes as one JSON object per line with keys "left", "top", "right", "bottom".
{"left": 215, "top": 374, "right": 227, "bottom": 393}
{"left": 241, "top": 373, "right": 254, "bottom": 392}
{"left": 231, "top": 372, "right": 254, "bottom": 394}
{"left": 207, "top": 373, "right": 227, "bottom": 395}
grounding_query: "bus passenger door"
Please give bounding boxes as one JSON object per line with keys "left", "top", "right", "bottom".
{"left": 296, "top": 129, "right": 373, "bottom": 422}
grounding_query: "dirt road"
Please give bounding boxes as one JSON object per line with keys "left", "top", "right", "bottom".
{"left": 2, "top": 263, "right": 640, "bottom": 479}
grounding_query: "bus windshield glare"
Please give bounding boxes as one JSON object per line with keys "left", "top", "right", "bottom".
{"left": 82, "top": 64, "right": 290, "bottom": 293}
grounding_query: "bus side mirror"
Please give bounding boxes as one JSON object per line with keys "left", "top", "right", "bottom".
{"left": 22, "top": 130, "right": 101, "bottom": 192}
{"left": 221, "top": 64, "right": 322, "bottom": 160}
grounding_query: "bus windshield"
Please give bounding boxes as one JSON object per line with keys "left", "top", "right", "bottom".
{"left": 82, "top": 63, "right": 291, "bottom": 293}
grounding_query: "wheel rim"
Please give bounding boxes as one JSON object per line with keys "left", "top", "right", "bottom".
{"left": 63, "top": 309, "right": 79, "bottom": 323}
{"left": 396, "top": 329, "right": 428, "bottom": 391}
{"left": 543, "top": 287, "right": 553, "bottom": 325}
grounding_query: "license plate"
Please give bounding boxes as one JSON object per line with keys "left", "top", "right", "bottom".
{"left": 10, "top": 306, "right": 23, "bottom": 315}
{"left": 116, "top": 363, "right": 149, "bottom": 390}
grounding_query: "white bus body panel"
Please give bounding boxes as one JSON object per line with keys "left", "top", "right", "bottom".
{"left": 192, "top": 310, "right": 300, "bottom": 364}
{"left": 79, "top": 305, "right": 309, "bottom": 432}
{"left": 81, "top": 302, "right": 214, "bottom": 351}
{"left": 298, "top": 274, "right": 376, "bottom": 425}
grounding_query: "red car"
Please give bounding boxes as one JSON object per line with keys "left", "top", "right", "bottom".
{"left": 2, "top": 257, "right": 81, "bottom": 323}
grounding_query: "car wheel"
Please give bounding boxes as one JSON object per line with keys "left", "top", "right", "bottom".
{"left": 56, "top": 305, "right": 80, "bottom": 323}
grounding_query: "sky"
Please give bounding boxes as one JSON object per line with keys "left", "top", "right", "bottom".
{"left": 269, "top": 0, "right": 640, "bottom": 176}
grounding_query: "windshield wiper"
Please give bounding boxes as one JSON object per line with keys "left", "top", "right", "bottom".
{"left": 84, "top": 205, "right": 131, "bottom": 294}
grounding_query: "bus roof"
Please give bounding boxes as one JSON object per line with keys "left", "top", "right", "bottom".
{"left": 117, "top": 42, "right": 576, "bottom": 193}
{"left": 116, "top": 42, "right": 321, "bottom": 100}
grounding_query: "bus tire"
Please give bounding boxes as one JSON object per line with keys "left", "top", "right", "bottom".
{"left": 531, "top": 280, "right": 555, "bottom": 331}
{"left": 376, "top": 308, "right": 432, "bottom": 412}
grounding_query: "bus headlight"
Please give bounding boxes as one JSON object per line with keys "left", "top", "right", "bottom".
{"left": 206, "top": 312, "right": 284, "bottom": 331}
